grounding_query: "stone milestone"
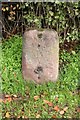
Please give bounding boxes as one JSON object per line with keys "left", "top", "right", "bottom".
{"left": 22, "top": 29, "right": 59, "bottom": 84}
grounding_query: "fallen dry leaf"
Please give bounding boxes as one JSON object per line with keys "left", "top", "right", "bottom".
{"left": 34, "top": 96, "right": 39, "bottom": 101}
{"left": 24, "top": 116, "right": 28, "bottom": 119}
{"left": 0, "top": 98, "right": 3, "bottom": 103}
{"left": 48, "top": 102, "right": 53, "bottom": 107}
{"left": 43, "top": 100, "right": 50, "bottom": 104}
{"left": 76, "top": 107, "right": 80, "bottom": 113}
{"left": 22, "top": 116, "right": 25, "bottom": 118}
{"left": 52, "top": 115, "right": 57, "bottom": 118}
{"left": 17, "top": 116, "right": 20, "bottom": 118}
{"left": 55, "top": 97, "right": 58, "bottom": 101}
{"left": 60, "top": 110, "right": 64, "bottom": 115}
{"left": 18, "top": 115, "right": 28, "bottom": 119}
{"left": 7, "top": 97, "right": 12, "bottom": 102}
{"left": 4, "top": 97, "right": 12, "bottom": 103}
{"left": 43, "top": 105, "right": 46, "bottom": 110}
{"left": 36, "top": 114, "right": 40, "bottom": 118}
{"left": 43, "top": 100, "right": 53, "bottom": 107}
{"left": 63, "top": 106, "right": 68, "bottom": 111}
{"left": 40, "top": 94, "right": 45, "bottom": 98}
{"left": 23, "top": 116, "right": 28, "bottom": 119}
{"left": 14, "top": 73, "right": 16, "bottom": 77}
{"left": 5, "top": 112, "right": 10, "bottom": 118}
{"left": 53, "top": 106, "right": 60, "bottom": 111}
{"left": 5, "top": 95, "right": 10, "bottom": 98}
{"left": 12, "top": 94, "right": 17, "bottom": 98}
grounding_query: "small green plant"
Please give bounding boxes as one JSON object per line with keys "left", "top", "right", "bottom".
{"left": 2, "top": 35, "right": 26, "bottom": 95}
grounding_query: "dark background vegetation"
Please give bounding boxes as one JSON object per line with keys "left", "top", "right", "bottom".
{"left": 2, "top": 2, "right": 80, "bottom": 37}
{"left": 1, "top": 2, "right": 80, "bottom": 52}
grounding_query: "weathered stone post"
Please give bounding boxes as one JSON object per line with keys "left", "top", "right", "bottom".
{"left": 22, "top": 29, "right": 59, "bottom": 84}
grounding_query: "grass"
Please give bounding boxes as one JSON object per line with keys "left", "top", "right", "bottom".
{"left": 1, "top": 35, "right": 80, "bottom": 118}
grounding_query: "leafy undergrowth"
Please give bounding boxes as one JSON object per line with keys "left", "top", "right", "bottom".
{"left": 1, "top": 35, "right": 80, "bottom": 118}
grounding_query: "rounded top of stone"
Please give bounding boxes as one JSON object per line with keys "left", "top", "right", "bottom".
{"left": 24, "top": 28, "right": 58, "bottom": 37}
{"left": 25, "top": 28, "right": 57, "bottom": 32}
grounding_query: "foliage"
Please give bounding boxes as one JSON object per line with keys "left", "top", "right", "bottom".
{"left": 1, "top": 35, "right": 80, "bottom": 118}
{"left": 2, "top": 35, "right": 25, "bottom": 95}
{"left": 2, "top": 2, "right": 80, "bottom": 43}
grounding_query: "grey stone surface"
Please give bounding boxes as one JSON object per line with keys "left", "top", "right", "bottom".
{"left": 22, "top": 29, "right": 59, "bottom": 84}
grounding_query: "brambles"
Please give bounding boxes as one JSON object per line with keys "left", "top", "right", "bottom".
{"left": 2, "top": 2, "right": 79, "bottom": 43}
